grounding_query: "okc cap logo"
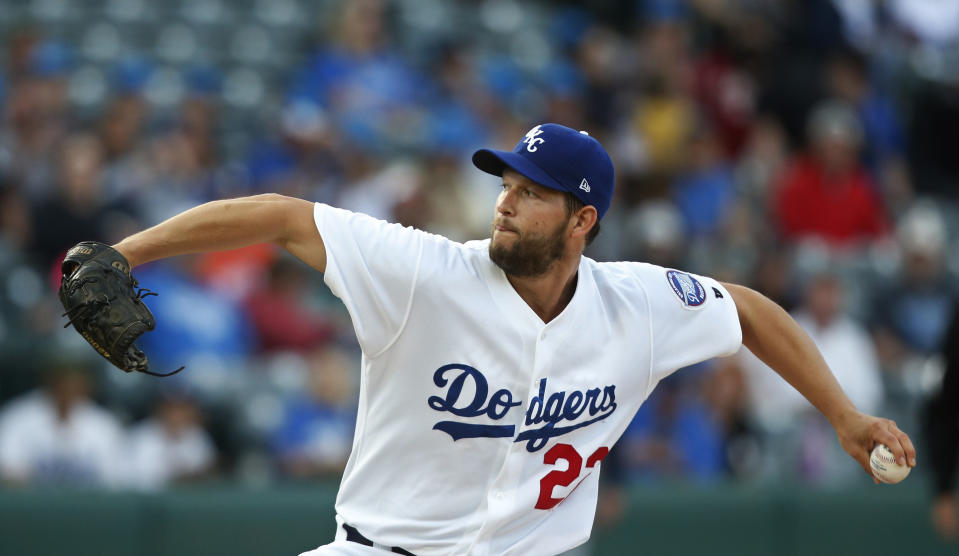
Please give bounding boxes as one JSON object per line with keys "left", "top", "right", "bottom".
{"left": 666, "top": 270, "right": 707, "bottom": 309}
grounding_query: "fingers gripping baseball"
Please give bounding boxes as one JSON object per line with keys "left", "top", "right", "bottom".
{"left": 884, "top": 420, "right": 917, "bottom": 467}
{"left": 838, "top": 414, "right": 917, "bottom": 483}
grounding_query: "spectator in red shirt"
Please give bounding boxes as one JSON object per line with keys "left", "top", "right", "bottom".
{"left": 245, "top": 258, "right": 338, "bottom": 353}
{"left": 773, "top": 100, "right": 888, "bottom": 247}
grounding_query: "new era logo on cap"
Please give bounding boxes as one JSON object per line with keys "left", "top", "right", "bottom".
{"left": 471, "top": 123, "right": 615, "bottom": 219}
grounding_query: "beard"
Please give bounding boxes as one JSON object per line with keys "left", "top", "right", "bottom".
{"left": 489, "top": 219, "right": 567, "bottom": 277}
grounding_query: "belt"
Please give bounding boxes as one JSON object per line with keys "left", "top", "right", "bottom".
{"left": 343, "top": 523, "right": 416, "bottom": 555}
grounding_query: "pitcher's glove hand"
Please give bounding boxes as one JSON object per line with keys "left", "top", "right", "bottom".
{"left": 58, "top": 241, "right": 183, "bottom": 377}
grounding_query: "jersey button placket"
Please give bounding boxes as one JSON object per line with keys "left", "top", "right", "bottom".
{"left": 476, "top": 329, "right": 546, "bottom": 550}
{"left": 484, "top": 328, "right": 554, "bottom": 550}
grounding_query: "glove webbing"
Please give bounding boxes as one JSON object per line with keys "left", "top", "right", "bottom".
{"left": 61, "top": 287, "right": 185, "bottom": 378}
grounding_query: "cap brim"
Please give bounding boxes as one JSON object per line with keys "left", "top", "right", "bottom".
{"left": 471, "top": 149, "right": 568, "bottom": 195}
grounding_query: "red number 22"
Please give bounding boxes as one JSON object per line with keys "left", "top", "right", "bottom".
{"left": 535, "top": 443, "right": 609, "bottom": 510}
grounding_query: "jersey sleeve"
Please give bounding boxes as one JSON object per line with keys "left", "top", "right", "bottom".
{"left": 633, "top": 264, "right": 743, "bottom": 386}
{"left": 314, "top": 203, "right": 425, "bottom": 356}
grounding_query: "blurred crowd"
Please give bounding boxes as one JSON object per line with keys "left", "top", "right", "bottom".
{"left": 1, "top": 0, "right": 958, "bottom": 499}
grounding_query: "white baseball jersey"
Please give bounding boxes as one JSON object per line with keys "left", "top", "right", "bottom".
{"left": 311, "top": 203, "right": 742, "bottom": 556}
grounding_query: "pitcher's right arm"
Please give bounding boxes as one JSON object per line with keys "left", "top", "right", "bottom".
{"left": 113, "top": 193, "right": 325, "bottom": 272}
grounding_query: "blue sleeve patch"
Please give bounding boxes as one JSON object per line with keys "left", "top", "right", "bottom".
{"left": 666, "top": 270, "right": 707, "bottom": 309}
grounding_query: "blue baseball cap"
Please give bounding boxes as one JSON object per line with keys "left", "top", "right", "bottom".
{"left": 472, "top": 123, "right": 615, "bottom": 219}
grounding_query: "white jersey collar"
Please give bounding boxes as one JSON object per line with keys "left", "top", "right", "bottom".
{"left": 481, "top": 248, "right": 592, "bottom": 332}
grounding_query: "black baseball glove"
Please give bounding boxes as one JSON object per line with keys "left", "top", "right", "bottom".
{"left": 59, "top": 241, "right": 182, "bottom": 377}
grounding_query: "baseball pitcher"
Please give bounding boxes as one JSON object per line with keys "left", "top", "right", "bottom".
{"left": 61, "top": 123, "right": 916, "bottom": 555}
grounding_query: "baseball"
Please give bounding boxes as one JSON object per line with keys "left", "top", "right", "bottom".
{"left": 870, "top": 444, "right": 910, "bottom": 484}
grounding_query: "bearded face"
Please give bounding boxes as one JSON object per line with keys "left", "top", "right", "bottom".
{"left": 489, "top": 217, "right": 567, "bottom": 277}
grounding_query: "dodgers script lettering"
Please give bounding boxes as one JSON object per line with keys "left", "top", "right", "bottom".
{"left": 428, "top": 364, "right": 617, "bottom": 452}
